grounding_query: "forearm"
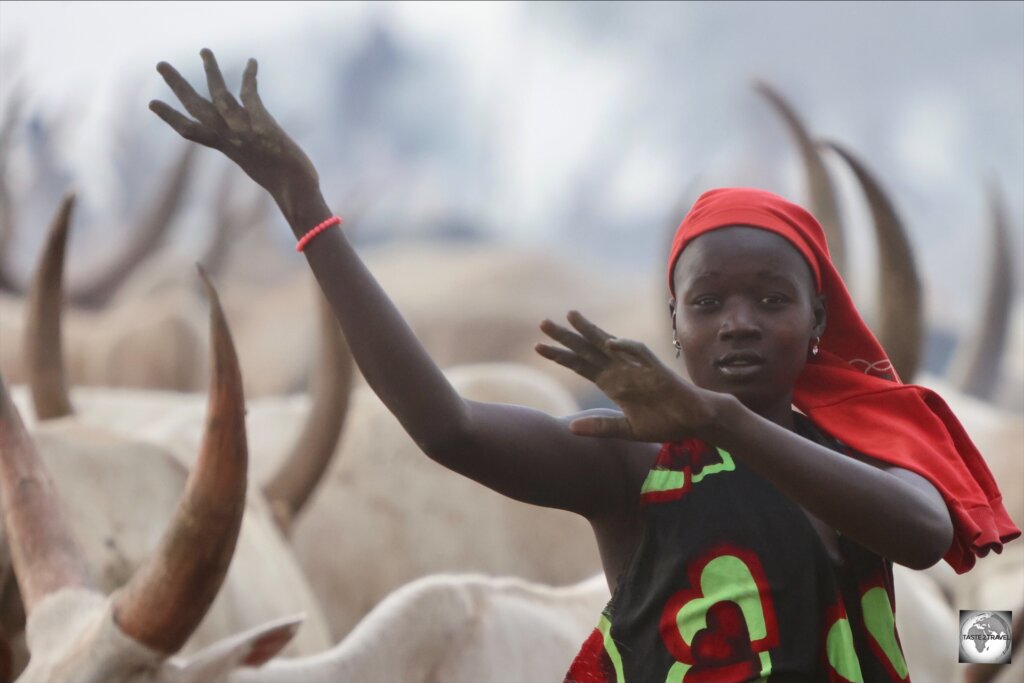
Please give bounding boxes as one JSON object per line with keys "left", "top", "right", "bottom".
{"left": 282, "top": 193, "right": 470, "bottom": 454}
{"left": 151, "top": 51, "right": 472, "bottom": 461}
{"left": 706, "top": 395, "right": 952, "bottom": 569}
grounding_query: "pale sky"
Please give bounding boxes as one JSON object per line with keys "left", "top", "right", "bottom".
{"left": 1, "top": 1, "right": 1021, "bottom": 338}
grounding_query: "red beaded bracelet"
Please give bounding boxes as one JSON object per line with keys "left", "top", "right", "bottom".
{"left": 296, "top": 215, "right": 343, "bottom": 252}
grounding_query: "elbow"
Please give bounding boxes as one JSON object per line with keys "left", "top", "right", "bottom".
{"left": 415, "top": 402, "right": 475, "bottom": 466}
{"left": 899, "top": 509, "right": 954, "bottom": 570}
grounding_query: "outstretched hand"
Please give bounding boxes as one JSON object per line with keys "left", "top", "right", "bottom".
{"left": 536, "top": 311, "right": 721, "bottom": 443}
{"left": 150, "top": 49, "right": 320, "bottom": 219}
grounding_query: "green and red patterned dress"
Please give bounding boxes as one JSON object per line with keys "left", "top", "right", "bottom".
{"left": 564, "top": 413, "right": 911, "bottom": 683}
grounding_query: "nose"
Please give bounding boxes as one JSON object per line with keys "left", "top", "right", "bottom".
{"left": 718, "top": 301, "right": 762, "bottom": 342}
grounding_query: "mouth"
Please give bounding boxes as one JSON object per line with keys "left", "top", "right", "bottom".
{"left": 714, "top": 351, "right": 766, "bottom": 377}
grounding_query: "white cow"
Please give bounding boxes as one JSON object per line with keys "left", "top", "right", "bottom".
{"left": 0, "top": 273, "right": 333, "bottom": 682}
{"left": 27, "top": 361, "right": 604, "bottom": 644}
{"left": 7, "top": 194, "right": 601, "bottom": 658}
{"left": 1, "top": 289, "right": 614, "bottom": 683}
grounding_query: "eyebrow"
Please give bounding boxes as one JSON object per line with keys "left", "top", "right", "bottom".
{"left": 753, "top": 271, "right": 801, "bottom": 286}
{"left": 684, "top": 270, "right": 800, "bottom": 287}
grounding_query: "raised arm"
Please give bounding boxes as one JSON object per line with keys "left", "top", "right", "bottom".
{"left": 539, "top": 310, "right": 954, "bottom": 570}
{"left": 149, "top": 50, "right": 651, "bottom": 521}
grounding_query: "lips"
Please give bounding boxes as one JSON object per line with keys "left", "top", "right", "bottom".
{"left": 714, "top": 351, "right": 767, "bottom": 379}
{"left": 715, "top": 351, "right": 766, "bottom": 368}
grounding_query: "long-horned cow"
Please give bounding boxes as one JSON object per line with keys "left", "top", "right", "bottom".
{"left": 0, "top": 271, "right": 337, "bottom": 681}
{"left": 0, "top": 271, "right": 618, "bottom": 683}
{"left": 0, "top": 270, "right": 258, "bottom": 681}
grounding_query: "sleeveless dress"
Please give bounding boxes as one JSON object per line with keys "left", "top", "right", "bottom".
{"left": 563, "top": 413, "right": 911, "bottom": 683}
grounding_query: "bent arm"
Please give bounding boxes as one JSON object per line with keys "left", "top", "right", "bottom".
{"left": 291, "top": 195, "right": 648, "bottom": 518}
{"left": 538, "top": 314, "right": 953, "bottom": 569}
{"left": 151, "top": 50, "right": 649, "bottom": 522}
{"left": 708, "top": 396, "right": 954, "bottom": 569}
{"left": 304, "top": 195, "right": 654, "bottom": 517}
{"left": 284, "top": 194, "right": 467, "bottom": 455}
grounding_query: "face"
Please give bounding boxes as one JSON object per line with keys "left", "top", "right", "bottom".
{"left": 672, "top": 226, "right": 826, "bottom": 422}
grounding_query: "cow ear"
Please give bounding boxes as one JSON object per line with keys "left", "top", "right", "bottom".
{"left": 238, "top": 617, "right": 301, "bottom": 667}
{"left": 166, "top": 614, "right": 304, "bottom": 680}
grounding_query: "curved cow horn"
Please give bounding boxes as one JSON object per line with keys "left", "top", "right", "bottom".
{"left": 822, "top": 141, "right": 924, "bottom": 381}
{"left": 25, "top": 192, "right": 75, "bottom": 420}
{"left": 946, "top": 181, "right": 1014, "bottom": 399}
{"left": 754, "top": 81, "right": 847, "bottom": 279}
{"left": 0, "top": 374, "right": 93, "bottom": 615}
{"left": 111, "top": 265, "right": 248, "bottom": 654}
{"left": 262, "top": 284, "right": 354, "bottom": 532}
{"left": 69, "top": 143, "right": 197, "bottom": 308}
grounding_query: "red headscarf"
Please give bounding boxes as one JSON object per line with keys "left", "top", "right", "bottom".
{"left": 667, "top": 187, "right": 1019, "bottom": 573}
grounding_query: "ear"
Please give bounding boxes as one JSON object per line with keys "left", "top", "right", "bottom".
{"left": 811, "top": 293, "right": 827, "bottom": 338}
{"left": 164, "top": 614, "right": 304, "bottom": 681}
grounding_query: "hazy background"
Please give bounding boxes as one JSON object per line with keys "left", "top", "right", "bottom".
{"left": 1, "top": 0, "right": 1021, "bottom": 373}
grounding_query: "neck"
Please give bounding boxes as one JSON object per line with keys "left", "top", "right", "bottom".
{"left": 745, "top": 396, "right": 796, "bottom": 432}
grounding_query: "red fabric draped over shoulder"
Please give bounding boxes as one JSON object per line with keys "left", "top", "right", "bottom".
{"left": 667, "top": 187, "right": 1019, "bottom": 573}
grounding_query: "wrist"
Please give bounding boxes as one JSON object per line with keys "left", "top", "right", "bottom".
{"left": 278, "top": 190, "right": 331, "bottom": 238}
{"left": 698, "top": 391, "right": 742, "bottom": 445}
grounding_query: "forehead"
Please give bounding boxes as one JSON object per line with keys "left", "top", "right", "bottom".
{"left": 673, "top": 226, "right": 815, "bottom": 293}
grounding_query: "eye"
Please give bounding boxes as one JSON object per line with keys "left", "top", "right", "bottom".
{"left": 760, "top": 294, "right": 789, "bottom": 306}
{"left": 691, "top": 295, "right": 720, "bottom": 308}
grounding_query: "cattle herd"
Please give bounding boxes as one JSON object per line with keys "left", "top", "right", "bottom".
{"left": 0, "top": 82, "right": 1020, "bottom": 682}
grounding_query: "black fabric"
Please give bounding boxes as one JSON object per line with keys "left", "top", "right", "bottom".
{"left": 563, "top": 414, "right": 910, "bottom": 682}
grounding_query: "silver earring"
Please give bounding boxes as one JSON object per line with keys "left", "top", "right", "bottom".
{"left": 811, "top": 336, "right": 820, "bottom": 356}
{"left": 673, "top": 336, "right": 682, "bottom": 358}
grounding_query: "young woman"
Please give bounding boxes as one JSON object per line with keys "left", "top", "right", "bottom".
{"left": 151, "top": 49, "right": 1019, "bottom": 681}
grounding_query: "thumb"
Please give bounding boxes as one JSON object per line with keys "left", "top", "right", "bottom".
{"left": 569, "top": 415, "right": 634, "bottom": 440}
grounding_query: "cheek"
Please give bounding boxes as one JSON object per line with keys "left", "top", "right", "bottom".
{"left": 775, "top": 320, "right": 815, "bottom": 369}
{"left": 675, "top": 323, "right": 715, "bottom": 378}
{"left": 674, "top": 311, "right": 713, "bottom": 343}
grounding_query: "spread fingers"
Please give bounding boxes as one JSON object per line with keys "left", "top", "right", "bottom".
{"left": 566, "top": 310, "right": 615, "bottom": 348}
{"left": 149, "top": 100, "right": 218, "bottom": 148}
{"left": 534, "top": 343, "right": 600, "bottom": 382}
{"left": 156, "top": 61, "right": 223, "bottom": 130}
{"left": 540, "top": 318, "right": 608, "bottom": 364}
{"left": 200, "top": 48, "right": 249, "bottom": 129}
{"left": 240, "top": 58, "right": 275, "bottom": 129}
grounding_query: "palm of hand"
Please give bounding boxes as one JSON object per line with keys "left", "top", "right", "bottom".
{"left": 537, "top": 311, "right": 716, "bottom": 443}
{"left": 593, "top": 359, "right": 696, "bottom": 442}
